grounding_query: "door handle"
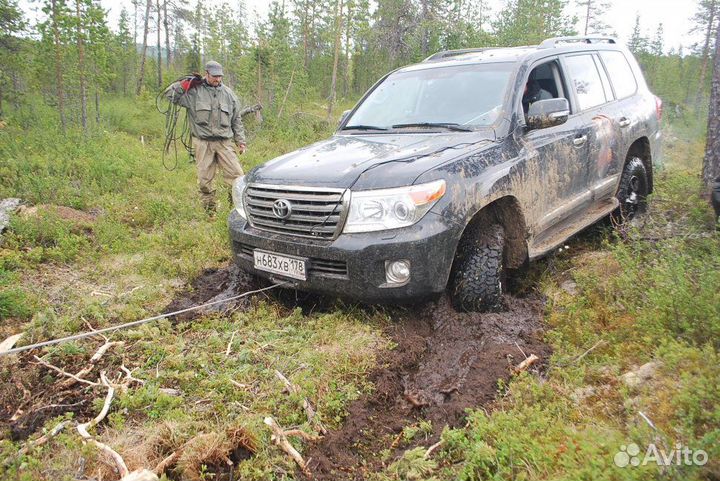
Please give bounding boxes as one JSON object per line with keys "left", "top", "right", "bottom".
{"left": 618, "top": 117, "right": 631, "bottom": 128}
{"left": 573, "top": 135, "right": 587, "bottom": 146}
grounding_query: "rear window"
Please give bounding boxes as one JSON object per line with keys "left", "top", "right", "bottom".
{"left": 599, "top": 51, "right": 637, "bottom": 99}
{"left": 564, "top": 54, "right": 608, "bottom": 111}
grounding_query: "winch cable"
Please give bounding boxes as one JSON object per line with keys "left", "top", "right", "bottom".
{"left": 156, "top": 76, "right": 197, "bottom": 171}
{"left": 0, "top": 281, "right": 289, "bottom": 358}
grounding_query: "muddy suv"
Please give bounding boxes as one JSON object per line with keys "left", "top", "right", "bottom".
{"left": 229, "top": 36, "right": 662, "bottom": 311}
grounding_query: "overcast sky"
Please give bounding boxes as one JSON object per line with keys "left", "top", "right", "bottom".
{"left": 20, "top": 0, "right": 703, "bottom": 53}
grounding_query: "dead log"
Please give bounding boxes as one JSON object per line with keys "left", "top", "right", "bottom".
{"left": 264, "top": 417, "right": 312, "bottom": 478}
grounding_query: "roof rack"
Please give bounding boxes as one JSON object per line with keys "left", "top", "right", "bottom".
{"left": 423, "top": 48, "right": 491, "bottom": 62}
{"left": 538, "top": 36, "right": 617, "bottom": 49}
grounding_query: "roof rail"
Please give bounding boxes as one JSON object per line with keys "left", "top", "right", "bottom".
{"left": 538, "top": 36, "right": 617, "bottom": 49}
{"left": 423, "top": 47, "right": 490, "bottom": 62}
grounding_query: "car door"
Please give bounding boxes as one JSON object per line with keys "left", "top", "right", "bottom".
{"left": 560, "top": 53, "right": 618, "bottom": 207}
{"left": 520, "top": 58, "right": 592, "bottom": 236}
{"left": 590, "top": 50, "right": 644, "bottom": 201}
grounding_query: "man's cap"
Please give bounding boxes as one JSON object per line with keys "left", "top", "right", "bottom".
{"left": 205, "top": 61, "right": 223, "bottom": 77}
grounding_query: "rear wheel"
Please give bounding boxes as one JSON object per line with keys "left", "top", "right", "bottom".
{"left": 614, "top": 157, "right": 649, "bottom": 222}
{"left": 449, "top": 223, "right": 505, "bottom": 312}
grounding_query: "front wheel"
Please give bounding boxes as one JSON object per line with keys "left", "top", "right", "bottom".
{"left": 449, "top": 223, "right": 505, "bottom": 312}
{"left": 614, "top": 157, "right": 649, "bottom": 222}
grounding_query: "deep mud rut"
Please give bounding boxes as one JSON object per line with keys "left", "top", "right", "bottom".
{"left": 305, "top": 294, "right": 550, "bottom": 480}
{"left": 164, "top": 265, "right": 551, "bottom": 480}
{"left": 1, "top": 263, "right": 550, "bottom": 481}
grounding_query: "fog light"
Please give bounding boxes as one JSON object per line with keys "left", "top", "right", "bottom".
{"left": 385, "top": 260, "right": 411, "bottom": 285}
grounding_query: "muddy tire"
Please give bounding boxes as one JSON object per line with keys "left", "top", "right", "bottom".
{"left": 614, "top": 156, "right": 649, "bottom": 222}
{"left": 450, "top": 223, "right": 504, "bottom": 312}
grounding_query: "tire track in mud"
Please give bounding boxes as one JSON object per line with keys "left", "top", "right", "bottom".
{"left": 306, "top": 294, "right": 551, "bottom": 480}
{"left": 148, "top": 265, "right": 551, "bottom": 479}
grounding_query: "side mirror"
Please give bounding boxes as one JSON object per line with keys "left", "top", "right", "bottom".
{"left": 338, "top": 110, "right": 351, "bottom": 128}
{"left": 526, "top": 98, "right": 569, "bottom": 130}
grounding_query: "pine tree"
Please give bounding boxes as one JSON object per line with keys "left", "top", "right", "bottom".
{"left": 493, "top": 0, "right": 576, "bottom": 47}
{"left": 136, "top": 0, "right": 151, "bottom": 95}
{"left": 0, "top": 0, "right": 26, "bottom": 116}
{"left": 703, "top": 18, "right": 720, "bottom": 187}
{"left": 692, "top": 0, "right": 719, "bottom": 110}
{"left": 576, "top": 0, "right": 610, "bottom": 35}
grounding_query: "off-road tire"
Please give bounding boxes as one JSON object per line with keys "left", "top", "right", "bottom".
{"left": 450, "top": 223, "right": 505, "bottom": 312}
{"left": 614, "top": 156, "right": 649, "bottom": 222}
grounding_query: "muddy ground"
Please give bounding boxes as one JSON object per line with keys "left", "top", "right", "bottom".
{"left": 305, "top": 293, "right": 549, "bottom": 480}
{"left": 1, "top": 263, "right": 550, "bottom": 481}
{"left": 165, "top": 265, "right": 551, "bottom": 480}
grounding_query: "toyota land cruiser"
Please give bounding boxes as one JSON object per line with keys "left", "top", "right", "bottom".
{"left": 228, "top": 36, "right": 662, "bottom": 311}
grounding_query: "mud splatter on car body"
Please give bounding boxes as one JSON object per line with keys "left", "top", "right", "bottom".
{"left": 228, "top": 36, "right": 662, "bottom": 308}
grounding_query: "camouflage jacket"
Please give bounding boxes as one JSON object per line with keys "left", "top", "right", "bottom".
{"left": 166, "top": 80, "right": 246, "bottom": 144}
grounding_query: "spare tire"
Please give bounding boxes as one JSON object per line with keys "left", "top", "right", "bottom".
{"left": 449, "top": 223, "right": 505, "bottom": 312}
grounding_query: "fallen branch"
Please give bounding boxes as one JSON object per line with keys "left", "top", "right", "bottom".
{"left": 0, "top": 333, "right": 23, "bottom": 353}
{"left": 77, "top": 372, "right": 129, "bottom": 478}
{"left": 91, "top": 341, "right": 124, "bottom": 362}
{"left": 513, "top": 354, "right": 540, "bottom": 375}
{"left": 424, "top": 440, "right": 444, "bottom": 459}
{"left": 59, "top": 339, "right": 124, "bottom": 390}
{"left": 283, "top": 429, "right": 321, "bottom": 442}
{"left": 264, "top": 417, "right": 312, "bottom": 478}
{"left": 14, "top": 420, "right": 71, "bottom": 461}
{"left": 120, "top": 365, "right": 146, "bottom": 386}
{"left": 230, "top": 380, "right": 250, "bottom": 389}
{"left": 574, "top": 340, "right": 606, "bottom": 363}
{"left": 275, "top": 370, "right": 327, "bottom": 435}
{"left": 33, "top": 356, "right": 100, "bottom": 387}
{"left": 225, "top": 330, "right": 237, "bottom": 357}
{"left": 154, "top": 450, "right": 182, "bottom": 476}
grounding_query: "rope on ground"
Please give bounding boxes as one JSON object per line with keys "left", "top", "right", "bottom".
{"left": 0, "top": 282, "right": 289, "bottom": 358}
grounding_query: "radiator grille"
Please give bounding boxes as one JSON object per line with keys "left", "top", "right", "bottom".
{"left": 244, "top": 184, "right": 348, "bottom": 239}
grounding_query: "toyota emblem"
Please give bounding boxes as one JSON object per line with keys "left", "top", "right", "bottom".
{"left": 272, "top": 199, "right": 293, "bottom": 219}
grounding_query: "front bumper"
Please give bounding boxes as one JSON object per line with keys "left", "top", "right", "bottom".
{"left": 228, "top": 209, "right": 461, "bottom": 303}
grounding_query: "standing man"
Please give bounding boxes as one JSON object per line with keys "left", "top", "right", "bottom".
{"left": 166, "top": 61, "right": 246, "bottom": 214}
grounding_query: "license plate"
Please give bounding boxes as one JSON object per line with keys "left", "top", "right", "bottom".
{"left": 253, "top": 249, "right": 307, "bottom": 281}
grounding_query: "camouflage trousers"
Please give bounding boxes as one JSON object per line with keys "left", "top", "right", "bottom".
{"left": 192, "top": 137, "right": 244, "bottom": 211}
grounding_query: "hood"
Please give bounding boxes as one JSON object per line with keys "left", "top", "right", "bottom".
{"left": 247, "top": 131, "right": 495, "bottom": 190}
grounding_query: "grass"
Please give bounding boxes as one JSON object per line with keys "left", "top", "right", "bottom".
{"left": 0, "top": 98, "right": 718, "bottom": 480}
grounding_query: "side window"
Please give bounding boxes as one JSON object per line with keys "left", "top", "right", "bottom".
{"left": 563, "top": 54, "right": 608, "bottom": 111}
{"left": 522, "top": 61, "right": 562, "bottom": 116}
{"left": 599, "top": 51, "right": 638, "bottom": 99}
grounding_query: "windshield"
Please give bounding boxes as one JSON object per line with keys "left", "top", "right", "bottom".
{"left": 346, "top": 63, "right": 513, "bottom": 130}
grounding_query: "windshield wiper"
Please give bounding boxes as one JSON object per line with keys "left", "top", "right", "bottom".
{"left": 391, "top": 122, "right": 472, "bottom": 132}
{"left": 341, "top": 125, "right": 389, "bottom": 131}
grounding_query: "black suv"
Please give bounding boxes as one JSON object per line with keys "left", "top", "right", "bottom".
{"left": 229, "top": 36, "right": 662, "bottom": 311}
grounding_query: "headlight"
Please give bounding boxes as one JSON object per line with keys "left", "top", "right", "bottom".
{"left": 232, "top": 176, "right": 247, "bottom": 219}
{"left": 343, "top": 179, "right": 446, "bottom": 233}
